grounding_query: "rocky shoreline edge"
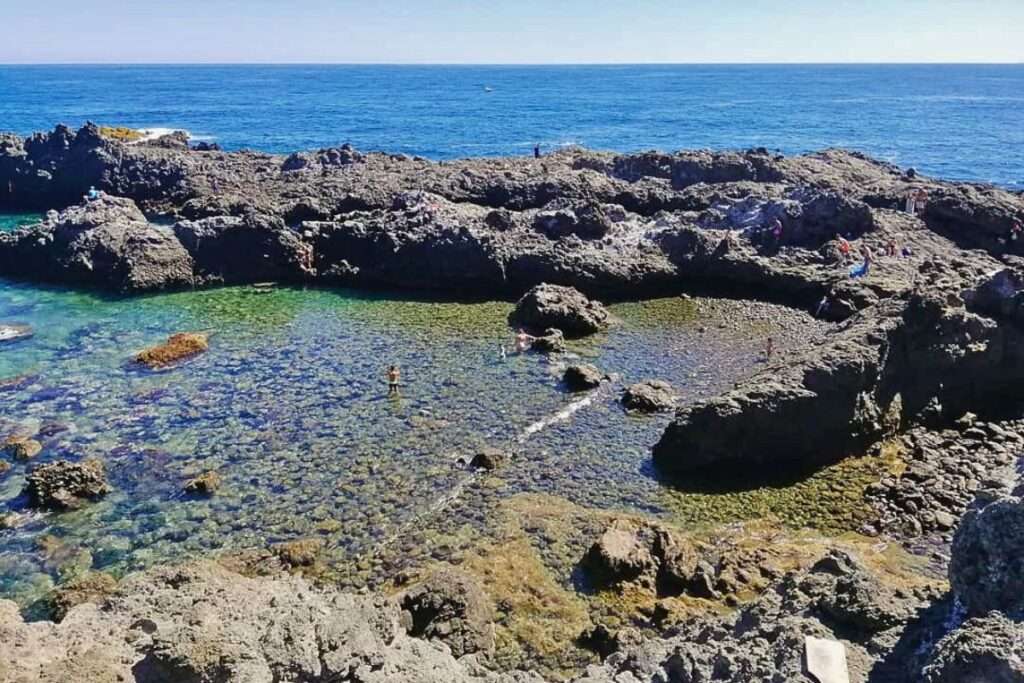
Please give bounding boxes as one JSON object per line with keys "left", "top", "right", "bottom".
{"left": 2, "top": 124, "right": 1024, "bottom": 681}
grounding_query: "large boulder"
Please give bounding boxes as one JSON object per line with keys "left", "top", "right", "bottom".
{"left": 0, "top": 197, "right": 194, "bottom": 291}
{"left": 399, "top": 569, "right": 495, "bottom": 657}
{"left": 23, "top": 459, "right": 111, "bottom": 511}
{"left": 509, "top": 284, "right": 610, "bottom": 338}
{"left": 583, "top": 521, "right": 656, "bottom": 586}
{"left": 949, "top": 496, "right": 1024, "bottom": 618}
{"left": 923, "top": 613, "right": 1024, "bottom": 683}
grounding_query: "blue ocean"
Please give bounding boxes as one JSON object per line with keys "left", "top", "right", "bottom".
{"left": 1, "top": 64, "right": 1022, "bottom": 187}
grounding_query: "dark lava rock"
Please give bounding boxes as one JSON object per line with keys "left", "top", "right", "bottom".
{"left": 530, "top": 327, "right": 566, "bottom": 353}
{"left": 23, "top": 459, "right": 111, "bottom": 511}
{"left": 583, "top": 521, "right": 656, "bottom": 586}
{"left": 563, "top": 363, "right": 605, "bottom": 391}
{"left": 533, "top": 203, "right": 612, "bottom": 240}
{"left": 183, "top": 470, "right": 222, "bottom": 496}
{"left": 923, "top": 613, "right": 1024, "bottom": 682}
{"left": 621, "top": 380, "right": 675, "bottom": 413}
{"left": 509, "top": 284, "right": 610, "bottom": 338}
{"left": 399, "top": 569, "right": 495, "bottom": 657}
{"left": 0, "top": 197, "right": 195, "bottom": 292}
{"left": 949, "top": 496, "right": 1024, "bottom": 618}
{"left": 468, "top": 447, "right": 508, "bottom": 471}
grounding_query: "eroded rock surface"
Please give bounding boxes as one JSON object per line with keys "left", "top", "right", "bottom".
{"left": 23, "top": 458, "right": 111, "bottom": 511}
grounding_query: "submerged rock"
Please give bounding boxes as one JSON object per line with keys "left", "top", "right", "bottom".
{"left": 134, "top": 332, "right": 209, "bottom": 368}
{"left": 468, "top": 447, "right": 508, "bottom": 471}
{"left": 0, "top": 460, "right": 10, "bottom": 477}
{"left": 621, "top": 380, "right": 675, "bottom": 413}
{"left": 23, "top": 459, "right": 111, "bottom": 511}
{"left": 399, "top": 568, "right": 495, "bottom": 657}
{"left": 3, "top": 436, "right": 42, "bottom": 461}
{"left": 182, "top": 470, "right": 222, "bottom": 496}
{"left": 271, "top": 538, "right": 323, "bottom": 567}
{"left": 563, "top": 363, "right": 605, "bottom": 391}
{"left": 0, "top": 323, "right": 33, "bottom": 343}
{"left": 509, "top": 284, "right": 610, "bottom": 338}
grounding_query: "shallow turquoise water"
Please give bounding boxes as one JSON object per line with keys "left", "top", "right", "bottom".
{"left": 0, "top": 260, "right": 821, "bottom": 605}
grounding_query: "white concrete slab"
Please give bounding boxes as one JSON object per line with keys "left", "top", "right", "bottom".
{"left": 805, "top": 635, "right": 850, "bottom": 683}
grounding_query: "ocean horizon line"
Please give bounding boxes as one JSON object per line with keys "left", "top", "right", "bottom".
{"left": 1, "top": 61, "right": 1022, "bottom": 68}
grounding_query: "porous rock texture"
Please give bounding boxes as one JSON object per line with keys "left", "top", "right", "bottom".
{"left": 0, "top": 560, "right": 542, "bottom": 683}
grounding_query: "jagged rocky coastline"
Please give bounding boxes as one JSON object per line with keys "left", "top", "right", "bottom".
{"left": 2, "top": 124, "right": 1024, "bottom": 681}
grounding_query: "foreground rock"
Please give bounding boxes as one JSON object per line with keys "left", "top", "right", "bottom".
{"left": 23, "top": 459, "right": 111, "bottom": 510}
{"left": 134, "top": 332, "right": 209, "bottom": 368}
{"left": 922, "top": 613, "right": 1024, "bottom": 682}
{"left": 949, "top": 496, "right": 1024, "bottom": 619}
{"left": 2, "top": 436, "right": 42, "bottom": 461}
{"left": 509, "top": 284, "right": 611, "bottom": 338}
{"left": 182, "top": 470, "right": 222, "bottom": 496}
{"left": 0, "top": 560, "right": 541, "bottom": 682}
{"left": 575, "top": 549, "right": 941, "bottom": 683}
{"left": 400, "top": 569, "right": 496, "bottom": 658}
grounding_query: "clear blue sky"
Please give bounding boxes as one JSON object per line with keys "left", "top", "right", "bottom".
{"left": 2, "top": 0, "right": 1022, "bottom": 64}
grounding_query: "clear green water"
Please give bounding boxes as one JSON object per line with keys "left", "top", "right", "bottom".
{"left": 0, "top": 213, "right": 41, "bottom": 232}
{"left": 0, "top": 217, "right": 834, "bottom": 606}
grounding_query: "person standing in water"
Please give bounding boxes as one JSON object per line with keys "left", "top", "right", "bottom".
{"left": 387, "top": 365, "right": 401, "bottom": 397}
{"left": 513, "top": 329, "right": 534, "bottom": 353}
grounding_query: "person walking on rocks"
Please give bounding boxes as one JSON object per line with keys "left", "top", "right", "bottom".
{"left": 387, "top": 365, "right": 401, "bottom": 397}
{"left": 534, "top": 143, "right": 542, "bottom": 159}
{"left": 904, "top": 190, "right": 917, "bottom": 214}
{"left": 764, "top": 336, "right": 774, "bottom": 362}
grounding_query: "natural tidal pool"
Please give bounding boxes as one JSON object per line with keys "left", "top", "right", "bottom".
{"left": 0, "top": 272, "right": 870, "bottom": 608}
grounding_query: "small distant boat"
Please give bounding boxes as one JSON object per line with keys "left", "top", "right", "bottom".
{"left": 483, "top": 86, "right": 494, "bottom": 93}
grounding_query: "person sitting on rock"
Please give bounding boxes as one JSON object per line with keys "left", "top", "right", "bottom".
{"left": 1011, "top": 219, "right": 1023, "bottom": 243}
{"left": 849, "top": 245, "right": 873, "bottom": 278}
{"left": 837, "top": 235, "right": 852, "bottom": 262}
{"left": 513, "top": 329, "right": 535, "bottom": 353}
{"left": 886, "top": 238, "right": 898, "bottom": 257}
{"left": 387, "top": 365, "right": 401, "bottom": 397}
{"left": 86, "top": 185, "right": 100, "bottom": 201}
{"left": 772, "top": 219, "right": 784, "bottom": 243}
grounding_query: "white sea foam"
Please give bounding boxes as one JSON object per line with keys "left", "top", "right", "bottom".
{"left": 130, "top": 127, "right": 190, "bottom": 144}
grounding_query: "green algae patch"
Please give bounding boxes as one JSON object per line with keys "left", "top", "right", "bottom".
{"left": 463, "top": 538, "right": 593, "bottom": 676}
{"left": 606, "top": 297, "right": 700, "bottom": 330}
{"left": 659, "top": 440, "right": 907, "bottom": 535}
{"left": 98, "top": 126, "right": 144, "bottom": 142}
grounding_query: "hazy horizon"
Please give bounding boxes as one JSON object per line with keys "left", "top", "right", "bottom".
{"left": 1, "top": 0, "right": 1021, "bottom": 64}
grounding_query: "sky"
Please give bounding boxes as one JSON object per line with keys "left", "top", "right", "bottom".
{"left": 1, "top": 0, "right": 1022, "bottom": 64}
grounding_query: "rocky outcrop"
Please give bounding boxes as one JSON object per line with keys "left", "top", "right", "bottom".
{"left": 23, "top": 459, "right": 111, "bottom": 511}
{"left": 0, "top": 196, "right": 194, "bottom": 291}
{"left": 621, "top": 380, "right": 675, "bottom": 413}
{"left": 0, "top": 323, "right": 32, "bottom": 343}
{"left": 399, "top": 569, "right": 495, "bottom": 658}
{"left": 575, "top": 548, "right": 940, "bottom": 683}
{"left": 949, "top": 496, "right": 1024, "bottom": 619}
{"left": 509, "top": 284, "right": 610, "bottom": 338}
{"left": 922, "top": 613, "right": 1024, "bottom": 683}
{"left": 0, "top": 560, "right": 539, "bottom": 683}
{"left": 563, "top": 364, "right": 605, "bottom": 391}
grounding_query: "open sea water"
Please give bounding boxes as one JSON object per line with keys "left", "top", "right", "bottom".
{"left": 0, "top": 64, "right": 1022, "bottom": 186}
